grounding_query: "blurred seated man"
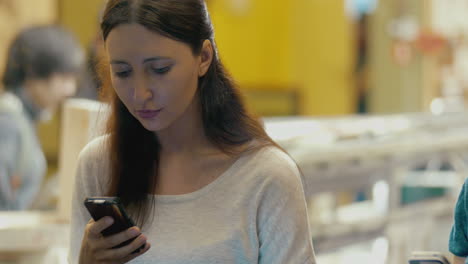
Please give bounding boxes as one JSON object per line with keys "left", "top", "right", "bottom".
{"left": 0, "top": 25, "right": 84, "bottom": 210}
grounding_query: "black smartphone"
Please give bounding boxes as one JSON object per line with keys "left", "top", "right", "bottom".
{"left": 84, "top": 197, "right": 144, "bottom": 253}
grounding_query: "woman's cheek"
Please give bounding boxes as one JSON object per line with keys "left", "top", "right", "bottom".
{"left": 113, "top": 82, "right": 131, "bottom": 102}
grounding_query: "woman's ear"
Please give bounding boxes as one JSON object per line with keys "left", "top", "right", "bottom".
{"left": 198, "top": 39, "right": 213, "bottom": 77}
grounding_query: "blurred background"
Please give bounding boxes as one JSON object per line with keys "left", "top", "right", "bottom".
{"left": 2, "top": 0, "right": 468, "bottom": 263}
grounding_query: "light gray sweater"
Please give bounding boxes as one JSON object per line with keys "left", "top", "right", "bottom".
{"left": 0, "top": 91, "right": 46, "bottom": 210}
{"left": 69, "top": 136, "right": 316, "bottom": 264}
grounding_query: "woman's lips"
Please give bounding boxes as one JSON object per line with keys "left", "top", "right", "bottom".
{"left": 136, "top": 109, "right": 162, "bottom": 119}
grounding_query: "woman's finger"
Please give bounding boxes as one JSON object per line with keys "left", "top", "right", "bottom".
{"left": 99, "top": 226, "right": 141, "bottom": 249}
{"left": 87, "top": 217, "right": 114, "bottom": 238}
{"left": 98, "top": 234, "right": 148, "bottom": 261}
{"left": 120, "top": 242, "right": 151, "bottom": 263}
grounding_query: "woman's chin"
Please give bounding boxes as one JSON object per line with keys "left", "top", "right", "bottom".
{"left": 139, "top": 119, "right": 166, "bottom": 132}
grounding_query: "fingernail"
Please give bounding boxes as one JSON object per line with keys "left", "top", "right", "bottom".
{"left": 106, "top": 217, "right": 114, "bottom": 225}
{"left": 129, "top": 228, "right": 140, "bottom": 236}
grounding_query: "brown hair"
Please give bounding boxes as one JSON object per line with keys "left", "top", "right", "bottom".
{"left": 100, "top": 0, "right": 278, "bottom": 227}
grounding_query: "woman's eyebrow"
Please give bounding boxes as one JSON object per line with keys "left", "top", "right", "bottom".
{"left": 110, "top": 56, "right": 172, "bottom": 65}
{"left": 143, "top": 56, "right": 172, "bottom": 63}
{"left": 110, "top": 60, "right": 129, "bottom": 65}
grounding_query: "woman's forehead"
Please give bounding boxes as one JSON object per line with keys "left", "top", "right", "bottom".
{"left": 105, "top": 23, "right": 192, "bottom": 61}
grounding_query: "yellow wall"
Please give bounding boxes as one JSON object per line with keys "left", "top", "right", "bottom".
{"left": 59, "top": 0, "right": 104, "bottom": 47}
{"left": 292, "top": 0, "right": 354, "bottom": 115}
{"left": 208, "top": 0, "right": 293, "bottom": 88}
{"left": 209, "top": 0, "right": 354, "bottom": 116}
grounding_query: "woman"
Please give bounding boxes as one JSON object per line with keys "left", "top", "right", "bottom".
{"left": 69, "top": 0, "right": 316, "bottom": 263}
{"left": 0, "top": 25, "right": 83, "bottom": 210}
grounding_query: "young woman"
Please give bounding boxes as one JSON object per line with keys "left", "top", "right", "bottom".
{"left": 69, "top": 0, "right": 316, "bottom": 263}
{"left": 0, "top": 25, "right": 83, "bottom": 210}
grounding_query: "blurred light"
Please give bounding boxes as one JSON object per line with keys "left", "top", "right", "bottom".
{"left": 229, "top": 0, "right": 251, "bottom": 15}
{"left": 372, "top": 181, "right": 389, "bottom": 215}
{"left": 430, "top": 98, "right": 445, "bottom": 115}
{"left": 371, "top": 237, "right": 389, "bottom": 264}
{"left": 387, "top": 16, "right": 420, "bottom": 41}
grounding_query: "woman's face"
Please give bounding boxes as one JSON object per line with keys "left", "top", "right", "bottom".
{"left": 105, "top": 23, "right": 211, "bottom": 132}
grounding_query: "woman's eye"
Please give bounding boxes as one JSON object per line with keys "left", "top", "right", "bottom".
{"left": 152, "top": 66, "right": 171, "bottom": 74}
{"left": 114, "top": 71, "right": 131, "bottom": 78}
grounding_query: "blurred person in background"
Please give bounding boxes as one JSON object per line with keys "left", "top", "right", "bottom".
{"left": 449, "top": 178, "right": 468, "bottom": 264}
{"left": 0, "top": 25, "right": 84, "bottom": 210}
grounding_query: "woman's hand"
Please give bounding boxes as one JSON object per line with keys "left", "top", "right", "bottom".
{"left": 79, "top": 216, "right": 151, "bottom": 264}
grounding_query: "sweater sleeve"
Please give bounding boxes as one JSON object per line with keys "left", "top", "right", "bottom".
{"left": 256, "top": 152, "right": 316, "bottom": 264}
{"left": 68, "top": 136, "right": 109, "bottom": 264}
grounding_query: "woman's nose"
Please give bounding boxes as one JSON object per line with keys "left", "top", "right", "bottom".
{"left": 133, "top": 76, "right": 153, "bottom": 102}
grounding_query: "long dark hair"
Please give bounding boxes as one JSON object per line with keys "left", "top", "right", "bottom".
{"left": 100, "top": 0, "right": 278, "bottom": 227}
